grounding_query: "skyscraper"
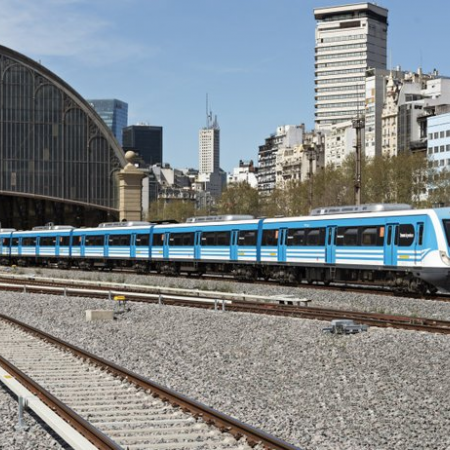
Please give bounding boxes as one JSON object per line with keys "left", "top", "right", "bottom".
{"left": 88, "top": 99, "right": 128, "bottom": 145}
{"left": 314, "top": 3, "right": 388, "bottom": 131}
{"left": 199, "top": 112, "right": 220, "bottom": 174}
{"left": 122, "top": 125, "right": 163, "bottom": 166}
{"left": 195, "top": 105, "right": 224, "bottom": 205}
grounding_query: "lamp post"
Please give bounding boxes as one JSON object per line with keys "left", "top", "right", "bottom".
{"left": 352, "top": 115, "right": 365, "bottom": 206}
{"left": 306, "top": 144, "right": 318, "bottom": 211}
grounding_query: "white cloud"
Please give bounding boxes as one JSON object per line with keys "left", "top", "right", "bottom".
{"left": 0, "top": 0, "right": 158, "bottom": 66}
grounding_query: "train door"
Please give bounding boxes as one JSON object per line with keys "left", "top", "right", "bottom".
{"left": 104, "top": 234, "right": 110, "bottom": 258}
{"left": 230, "top": 230, "right": 239, "bottom": 261}
{"left": 384, "top": 223, "right": 399, "bottom": 266}
{"left": 194, "top": 231, "right": 202, "bottom": 260}
{"left": 130, "top": 234, "right": 137, "bottom": 258}
{"left": 278, "top": 228, "right": 288, "bottom": 262}
{"left": 414, "top": 222, "right": 424, "bottom": 266}
{"left": 163, "top": 232, "right": 170, "bottom": 259}
{"left": 55, "top": 235, "right": 60, "bottom": 257}
{"left": 326, "top": 226, "right": 336, "bottom": 264}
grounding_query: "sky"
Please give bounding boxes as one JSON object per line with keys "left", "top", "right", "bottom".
{"left": 0, "top": 0, "right": 449, "bottom": 172}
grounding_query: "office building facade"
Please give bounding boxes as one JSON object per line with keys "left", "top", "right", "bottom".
{"left": 314, "top": 3, "right": 388, "bottom": 131}
{"left": 199, "top": 115, "right": 220, "bottom": 174}
{"left": 123, "top": 125, "right": 163, "bottom": 167}
{"left": 88, "top": 99, "right": 128, "bottom": 146}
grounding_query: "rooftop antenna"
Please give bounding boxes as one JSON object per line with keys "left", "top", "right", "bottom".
{"left": 206, "top": 94, "right": 213, "bottom": 128}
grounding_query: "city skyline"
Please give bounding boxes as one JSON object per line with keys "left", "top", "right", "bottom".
{"left": 1, "top": 0, "right": 450, "bottom": 171}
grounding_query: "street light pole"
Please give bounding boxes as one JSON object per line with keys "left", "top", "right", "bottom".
{"left": 306, "top": 145, "right": 317, "bottom": 211}
{"left": 352, "top": 116, "right": 365, "bottom": 206}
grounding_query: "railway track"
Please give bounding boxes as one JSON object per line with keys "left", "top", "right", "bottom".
{"left": 3, "top": 267, "right": 450, "bottom": 301}
{"left": 0, "top": 273, "right": 450, "bottom": 335}
{"left": 0, "top": 313, "right": 299, "bottom": 450}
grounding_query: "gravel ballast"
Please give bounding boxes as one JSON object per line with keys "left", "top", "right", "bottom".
{"left": 0, "top": 269, "right": 450, "bottom": 449}
{"left": 0, "top": 383, "right": 69, "bottom": 449}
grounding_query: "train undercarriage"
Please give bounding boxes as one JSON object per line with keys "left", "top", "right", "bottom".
{"left": 1, "top": 255, "right": 439, "bottom": 295}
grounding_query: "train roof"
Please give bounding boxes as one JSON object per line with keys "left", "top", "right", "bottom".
{"left": 310, "top": 203, "right": 413, "bottom": 216}
{"left": 264, "top": 206, "right": 447, "bottom": 224}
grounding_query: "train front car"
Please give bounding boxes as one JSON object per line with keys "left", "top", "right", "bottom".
{"left": 422, "top": 207, "right": 450, "bottom": 293}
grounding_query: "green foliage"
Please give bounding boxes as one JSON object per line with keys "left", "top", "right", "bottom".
{"left": 258, "top": 152, "right": 430, "bottom": 216}
{"left": 216, "top": 182, "right": 260, "bottom": 216}
{"left": 427, "top": 167, "right": 450, "bottom": 207}
{"left": 147, "top": 200, "right": 196, "bottom": 223}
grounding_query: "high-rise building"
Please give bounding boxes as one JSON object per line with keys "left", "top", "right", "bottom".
{"left": 122, "top": 125, "right": 163, "bottom": 167}
{"left": 195, "top": 108, "right": 224, "bottom": 205}
{"left": 88, "top": 99, "right": 128, "bottom": 145}
{"left": 199, "top": 113, "right": 220, "bottom": 174}
{"left": 257, "top": 125, "right": 304, "bottom": 196}
{"left": 314, "top": 3, "right": 388, "bottom": 131}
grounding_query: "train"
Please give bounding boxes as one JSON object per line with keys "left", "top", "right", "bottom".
{"left": 1, "top": 203, "right": 450, "bottom": 294}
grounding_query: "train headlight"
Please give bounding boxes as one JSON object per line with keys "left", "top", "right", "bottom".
{"left": 440, "top": 251, "right": 450, "bottom": 266}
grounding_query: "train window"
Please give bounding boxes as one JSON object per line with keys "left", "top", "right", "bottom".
{"left": 109, "top": 235, "right": 131, "bottom": 246}
{"left": 152, "top": 234, "right": 164, "bottom": 246}
{"left": 170, "top": 233, "right": 194, "bottom": 246}
{"left": 262, "top": 229, "right": 278, "bottom": 246}
{"left": 40, "top": 236, "right": 56, "bottom": 246}
{"left": 443, "top": 220, "right": 450, "bottom": 246}
{"left": 72, "top": 236, "right": 82, "bottom": 246}
{"left": 11, "top": 238, "right": 19, "bottom": 246}
{"left": 336, "top": 227, "right": 358, "bottom": 246}
{"left": 417, "top": 223, "right": 424, "bottom": 246}
{"left": 201, "top": 232, "right": 216, "bottom": 246}
{"left": 287, "top": 229, "right": 305, "bottom": 246}
{"left": 238, "top": 230, "right": 257, "bottom": 246}
{"left": 2, "top": 238, "right": 10, "bottom": 247}
{"left": 361, "top": 227, "right": 383, "bottom": 246}
{"left": 201, "top": 231, "right": 231, "bottom": 246}
{"left": 60, "top": 236, "right": 71, "bottom": 246}
{"left": 398, "top": 224, "right": 415, "bottom": 247}
{"left": 85, "top": 235, "right": 104, "bottom": 246}
{"left": 306, "top": 228, "right": 325, "bottom": 246}
{"left": 136, "top": 234, "right": 150, "bottom": 246}
{"left": 22, "top": 237, "right": 36, "bottom": 246}
{"left": 217, "top": 232, "right": 230, "bottom": 246}
{"left": 386, "top": 227, "right": 392, "bottom": 245}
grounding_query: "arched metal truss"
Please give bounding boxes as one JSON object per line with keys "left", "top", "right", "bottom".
{"left": 0, "top": 45, "right": 127, "bottom": 228}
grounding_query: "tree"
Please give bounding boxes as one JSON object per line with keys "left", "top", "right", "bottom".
{"left": 147, "top": 199, "right": 196, "bottom": 223}
{"left": 217, "top": 182, "right": 260, "bottom": 216}
{"left": 427, "top": 167, "right": 450, "bottom": 207}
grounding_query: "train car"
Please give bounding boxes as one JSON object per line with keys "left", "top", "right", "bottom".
{"left": 2, "top": 204, "right": 450, "bottom": 293}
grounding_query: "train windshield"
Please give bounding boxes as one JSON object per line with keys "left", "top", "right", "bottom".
{"left": 443, "top": 220, "right": 450, "bottom": 246}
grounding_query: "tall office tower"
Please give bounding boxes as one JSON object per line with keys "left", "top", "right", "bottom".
{"left": 122, "top": 125, "right": 163, "bottom": 167}
{"left": 88, "top": 99, "right": 128, "bottom": 145}
{"left": 199, "top": 112, "right": 220, "bottom": 174}
{"left": 195, "top": 106, "right": 224, "bottom": 204}
{"left": 314, "top": 3, "right": 388, "bottom": 131}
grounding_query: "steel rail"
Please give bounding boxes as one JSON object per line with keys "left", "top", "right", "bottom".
{"left": 1, "top": 275, "right": 450, "bottom": 334}
{"left": 0, "top": 352, "right": 122, "bottom": 450}
{"left": 0, "top": 313, "right": 300, "bottom": 450}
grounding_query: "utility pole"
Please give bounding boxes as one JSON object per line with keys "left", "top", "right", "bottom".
{"left": 352, "top": 116, "right": 365, "bottom": 206}
{"left": 306, "top": 144, "right": 318, "bottom": 211}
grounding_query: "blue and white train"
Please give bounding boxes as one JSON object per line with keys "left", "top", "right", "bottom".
{"left": 2, "top": 204, "right": 450, "bottom": 294}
